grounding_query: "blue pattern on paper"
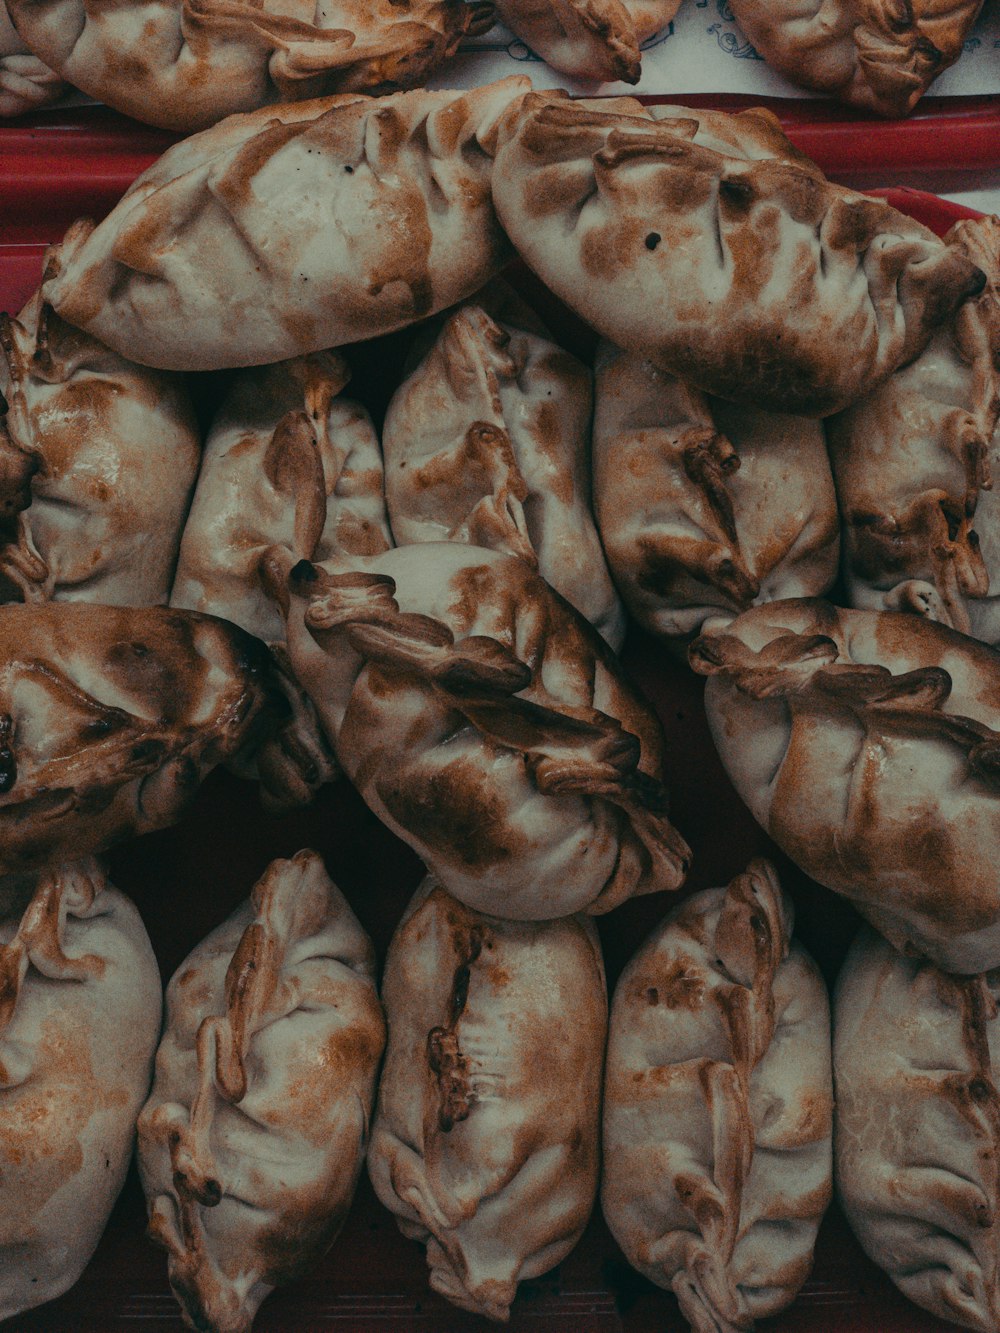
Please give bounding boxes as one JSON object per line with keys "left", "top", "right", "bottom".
{"left": 506, "top": 39, "right": 542, "bottom": 62}
{"left": 708, "top": 23, "right": 764, "bottom": 59}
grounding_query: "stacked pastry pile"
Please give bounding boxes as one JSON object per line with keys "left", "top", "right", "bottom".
{"left": 0, "top": 0, "right": 987, "bottom": 120}
{"left": 1, "top": 79, "right": 999, "bottom": 1332}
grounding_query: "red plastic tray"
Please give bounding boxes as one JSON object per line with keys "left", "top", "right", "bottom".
{"left": 0, "top": 168, "right": 987, "bottom": 1330}
{"left": 1, "top": 93, "right": 998, "bottom": 245}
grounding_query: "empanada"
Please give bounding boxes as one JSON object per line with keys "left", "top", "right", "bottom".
{"left": 4, "top": 0, "right": 492, "bottom": 131}
{"left": 493, "top": 0, "right": 680, "bottom": 84}
{"left": 0, "top": 602, "right": 280, "bottom": 876}
{"left": 593, "top": 340, "right": 839, "bottom": 646}
{"left": 139, "top": 850, "right": 385, "bottom": 1333}
{"left": 173, "top": 350, "right": 389, "bottom": 646}
{"left": 603, "top": 859, "right": 832, "bottom": 1332}
{"left": 43, "top": 79, "right": 531, "bottom": 371}
{"left": 830, "top": 216, "right": 1000, "bottom": 640}
{"left": 368, "top": 878, "right": 606, "bottom": 1322}
{"left": 382, "top": 298, "right": 626, "bottom": 649}
{"left": 0, "top": 859, "right": 161, "bottom": 1321}
{"left": 491, "top": 95, "right": 986, "bottom": 416}
{"left": 691, "top": 599, "right": 1000, "bottom": 972}
{"left": 728, "top": 0, "right": 986, "bottom": 118}
{"left": 280, "top": 541, "right": 690, "bottom": 919}
{"left": 0, "top": 0, "right": 63, "bottom": 116}
{"left": 836, "top": 927, "right": 1000, "bottom": 1332}
{"left": 1, "top": 249, "right": 201, "bottom": 606}
{"left": 171, "top": 349, "right": 391, "bottom": 807}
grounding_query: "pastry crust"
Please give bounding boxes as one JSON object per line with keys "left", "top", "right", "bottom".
{"left": 0, "top": 0, "right": 63, "bottom": 117}
{"left": 4, "top": 0, "right": 494, "bottom": 131}
{"left": 603, "top": 860, "right": 832, "bottom": 1332}
{"left": 493, "top": 0, "right": 681, "bottom": 84}
{"left": 173, "top": 350, "right": 389, "bottom": 646}
{"left": 836, "top": 927, "right": 1000, "bottom": 1331}
{"left": 593, "top": 340, "right": 839, "bottom": 647}
{"left": 280, "top": 542, "right": 690, "bottom": 919}
{"left": 139, "top": 850, "right": 385, "bottom": 1333}
{"left": 691, "top": 599, "right": 1000, "bottom": 972}
{"left": 383, "top": 295, "right": 625, "bottom": 649}
{"left": 728, "top": 0, "right": 986, "bottom": 118}
{"left": 491, "top": 95, "right": 986, "bottom": 416}
{"left": 0, "top": 859, "right": 161, "bottom": 1322}
{"left": 172, "top": 350, "right": 392, "bottom": 807}
{"left": 1, "top": 247, "right": 200, "bottom": 608}
{"left": 43, "top": 80, "right": 530, "bottom": 371}
{"left": 0, "top": 602, "right": 280, "bottom": 875}
{"left": 368, "top": 879, "right": 606, "bottom": 1322}
{"left": 831, "top": 216, "right": 1000, "bottom": 640}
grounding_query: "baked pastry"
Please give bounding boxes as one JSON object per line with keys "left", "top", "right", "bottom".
{"left": 139, "top": 850, "right": 384, "bottom": 1333}
{"left": 43, "top": 79, "right": 531, "bottom": 371}
{"left": 830, "top": 216, "right": 1000, "bottom": 641}
{"left": 491, "top": 95, "right": 986, "bottom": 416}
{"left": 0, "top": 859, "right": 161, "bottom": 1321}
{"left": 382, "top": 297, "right": 626, "bottom": 649}
{"left": 280, "top": 541, "right": 690, "bottom": 919}
{"left": 593, "top": 340, "right": 839, "bottom": 647}
{"left": 646, "top": 102, "right": 826, "bottom": 172}
{"left": 836, "top": 926, "right": 1000, "bottom": 1331}
{"left": 0, "top": 0, "right": 63, "bottom": 116}
{"left": 691, "top": 599, "right": 1000, "bottom": 973}
{"left": 4, "top": 0, "right": 493, "bottom": 131}
{"left": 173, "top": 350, "right": 389, "bottom": 646}
{"left": 1, "top": 245, "right": 200, "bottom": 606}
{"left": 171, "top": 350, "right": 392, "bottom": 806}
{"left": 368, "top": 878, "right": 606, "bottom": 1321}
{"left": 728, "top": 0, "right": 986, "bottom": 118}
{"left": 0, "top": 602, "right": 281, "bottom": 876}
{"left": 493, "top": 0, "right": 680, "bottom": 83}
{"left": 603, "top": 859, "right": 832, "bottom": 1331}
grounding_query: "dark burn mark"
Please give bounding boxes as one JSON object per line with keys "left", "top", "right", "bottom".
{"left": 290, "top": 559, "right": 318, "bottom": 585}
{"left": 427, "top": 924, "right": 485, "bottom": 1132}
{"left": 0, "top": 715, "right": 15, "bottom": 793}
{"left": 645, "top": 232, "right": 661, "bottom": 251}
{"left": 719, "top": 176, "right": 756, "bottom": 211}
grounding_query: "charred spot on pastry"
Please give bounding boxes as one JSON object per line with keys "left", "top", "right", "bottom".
{"left": 290, "top": 559, "right": 318, "bottom": 586}
{"left": 0, "top": 714, "right": 15, "bottom": 794}
{"left": 644, "top": 232, "right": 661, "bottom": 251}
{"left": 718, "top": 176, "right": 756, "bottom": 211}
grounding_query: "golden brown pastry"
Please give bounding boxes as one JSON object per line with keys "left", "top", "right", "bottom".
{"left": 836, "top": 927, "right": 1000, "bottom": 1332}
{"left": 171, "top": 350, "right": 392, "bottom": 807}
{"left": 280, "top": 542, "right": 690, "bottom": 919}
{"left": 691, "top": 599, "right": 1000, "bottom": 973}
{"left": 0, "top": 0, "right": 63, "bottom": 116}
{"left": 593, "top": 340, "right": 839, "bottom": 647}
{"left": 491, "top": 95, "right": 986, "bottom": 416}
{"left": 728, "top": 0, "right": 986, "bottom": 118}
{"left": 368, "top": 878, "right": 606, "bottom": 1321}
{"left": 830, "top": 216, "right": 1000, "bottom": 640}
{"left": 44, "top": 79, "right": 530, "bottom": 371}
{"left": 382, "top": 297, "right": 626, "bottom": 649}
{"left": 173, "top": 350, "right": 389, "bottom": 646}
{"left": 4, "top": 0, "right": 493, "bottom": 131}
{"left": 493, "top": 0, "right": 680, "bottom": 84}
{"left": 1, "top": 249, "right": 201, "bottom": 606}
{"left": 0, "top": 859, "right": 161, "bottom": 1322}
{"left": 139, "top": 850, "right": 385, "bottom": 1333}
{"left": 604, "top": 860, "right": 832, "bottom": 1332}
{"left": 0, "top": 602, "right": 280, "bottom": 875}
